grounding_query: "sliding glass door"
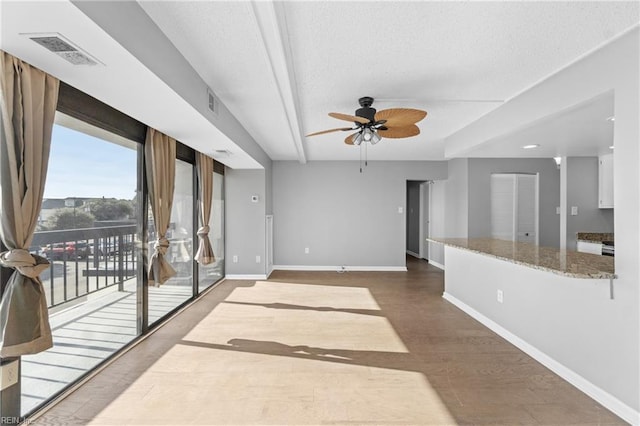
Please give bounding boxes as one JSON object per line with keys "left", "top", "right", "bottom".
{"left": 148, "top": 159, "right": 194, "bottom": 325}
{"left": 7, "top": 83, "right": 227, "bottom": 418}
{"left": 198, "top": 171, "right": 225, "bottom": 291}
{"left": 21, "top": 113, "right": 139, "bottom": 414}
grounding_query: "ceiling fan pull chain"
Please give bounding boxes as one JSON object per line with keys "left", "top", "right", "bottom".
{"left": 365, "top": 141, "right": 368, "bottom": 167}
{"left": 359, "top": 143, "right": 363, "bottom": 173}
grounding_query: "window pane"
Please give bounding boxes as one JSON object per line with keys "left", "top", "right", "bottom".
{"left": 148, "top": 159, "right": 193, "bottom": 325}
{"left": 21, "top": 113, "right": 138, "bottom": 415}
{"left": 198, "top": 171, "right": 225, "bottom": 291}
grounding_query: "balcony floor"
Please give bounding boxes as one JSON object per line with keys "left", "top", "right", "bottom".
{"left": 21, "top": 280, "right": 193, "bottom": 415}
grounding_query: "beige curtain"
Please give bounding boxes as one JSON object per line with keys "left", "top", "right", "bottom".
{"left": 0, "top": 52, "right": 58, "bottom": 357}
{"left": 195, "top": 152, "right": 215, "bottom": 265}
{"left": 145, "top": 128, "right": 176, "bottom": 286}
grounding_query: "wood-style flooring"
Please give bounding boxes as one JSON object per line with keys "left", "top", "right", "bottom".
{"left": 33, "top": 256, "right": 625, "bottom": 425}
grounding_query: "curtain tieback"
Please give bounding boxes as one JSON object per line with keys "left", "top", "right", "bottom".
{"left": 153, "top": 237, "right": 170, "bottom": 256}
{"left": 0, "top": 249, "right": 50, "bottom": 278}
{"left": 197, "top": 226, "right": 210, "bottom": 237}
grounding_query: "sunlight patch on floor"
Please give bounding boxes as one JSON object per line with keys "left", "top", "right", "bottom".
{"left": 184, "top": 281, "right": 408, "bottom": 353}
{"left": 72, "top": 279, "right": 456, "bottom": 424}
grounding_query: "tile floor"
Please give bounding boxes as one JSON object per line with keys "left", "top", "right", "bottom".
{"left": 32, "top": 257, "right": 625, "bottom": 425}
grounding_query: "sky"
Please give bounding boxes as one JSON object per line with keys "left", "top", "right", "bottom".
{"left": 44, "top": 124, "right": 137, "bottom": 200}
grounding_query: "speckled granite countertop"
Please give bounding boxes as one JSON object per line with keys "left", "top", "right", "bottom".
{"left": 428, "top": 237, "right": 615, "bottom": 279}
{"left": 576, "top": 232, "right": 614, "bottom": 243}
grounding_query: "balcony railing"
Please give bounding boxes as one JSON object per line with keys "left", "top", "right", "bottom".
{"left": 31, "top": 225, "right": 137, "bottom": 308}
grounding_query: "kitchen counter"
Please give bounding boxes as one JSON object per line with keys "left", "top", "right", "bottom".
{"left": 576, "top": 232, "right": 614, "bottom": 243}
{"left": 428, "top": 237, "right": 615, "bottom": 279}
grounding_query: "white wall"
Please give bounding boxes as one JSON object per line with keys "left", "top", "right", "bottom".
{"left": 444, "top": 28, "right": 640, "bottom": 416}
{"left": 444, "top": 246, "right": 637, "bottom": 423}
{"left": 428, "top": 180, "right": 446, "bottom": 266}
{"left": 225, "top": 169, "right": 267, "bottom": 276}
{"left": 444, "top": 158, "right": 469, "bottom": 238}
{"left": 272, "top": 161, "right": 447, "bottom": 268}
{"left": 566, "top": 157, "right": 614, "bottom": 250}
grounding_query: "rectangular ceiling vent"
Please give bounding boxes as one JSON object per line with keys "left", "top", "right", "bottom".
{"left": 207, "top": 87, "right": 219, "bottom": 116}
{"left": 213, "top": 149, "right": 232, "bottom": 158}
{"left": 24, "top": 33, "right": 102, "bottom": 66}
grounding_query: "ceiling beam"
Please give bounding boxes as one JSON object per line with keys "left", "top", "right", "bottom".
{"left": 249, "top": 1, "right": 307, "bottom": 164}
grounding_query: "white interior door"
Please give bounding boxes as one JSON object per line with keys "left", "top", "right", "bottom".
{"left": 516, "top": 174, "right": 538, "bottom": 244}
{"left": 491, "top": 173, "right": 539, "bottom": 244}
{"left": 491, "top": 174, "right": 516, "bottom": 241}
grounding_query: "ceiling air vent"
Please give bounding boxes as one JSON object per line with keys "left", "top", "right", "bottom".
{"left": 213, "top": 150, "right": 231, "bottom": 158}
{"left": 24, "top": 33, "right": 101, "bottom": 66}
{"left": 207, "top": 88, "right": 219, "bottom": 116}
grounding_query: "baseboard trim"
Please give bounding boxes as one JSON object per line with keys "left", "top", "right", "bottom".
{"left": 273, "top": 265, "right": 408, "bottom": 272}
{"left": 442, "top": 292, "right": 639, "bottom": 425}
{"left": 406, "top": 250, "right": 420, "bottom": 258}
{"left": 428, "top": 260, "right": 444, "bottom": 270}
{"left": 225, "top": 274, "right": 268, "bottom": 280}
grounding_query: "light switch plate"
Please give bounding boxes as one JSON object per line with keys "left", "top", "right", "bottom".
{"left": 571, "top": 206, "right": 578, "bottom": 216}
{"left": 398, "top": 206, "right": 404, "bottom": 214}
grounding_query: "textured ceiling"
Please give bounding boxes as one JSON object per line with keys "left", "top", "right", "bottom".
{"left": 463, "top": 92, "right": 615, "bottom": 158}
{"left": 3, "top": 1, "right": 635, "bottom": 167}
{"left": 140, "top": 1, "right": 638, "bottom": 161}
{"left": 82, "top": 2, "right": 640, "bottom": 161}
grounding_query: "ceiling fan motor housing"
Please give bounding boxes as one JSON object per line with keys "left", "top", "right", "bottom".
{"left": 356, "top": 96, "right": 376, "bottom": 122}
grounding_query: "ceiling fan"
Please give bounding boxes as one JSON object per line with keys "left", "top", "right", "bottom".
{"left": 306, "top": 96, "right": 427, "bottom": 145}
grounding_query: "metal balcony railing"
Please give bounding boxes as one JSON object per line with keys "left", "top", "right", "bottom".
{"left": 31, "top": 225, "right": 137, "bottom": 308}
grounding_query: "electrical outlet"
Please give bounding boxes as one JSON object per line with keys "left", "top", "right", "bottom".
{"left": 1, "top": 360, "right": 19, "bottom": 390}
{"left": 255, "top": 255, "right": 261, "bottom": 263}
{"left": 497, "top": 289, "right": 504, "bottom": 304}
{"left": 232, "top": 255, "right": 238, "bottom": 263}
{"left": 304, "top": 247, "right": 309, "bottom": 254}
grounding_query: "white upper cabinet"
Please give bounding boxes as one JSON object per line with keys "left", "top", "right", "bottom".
{"left": 599, "top": 153, "right": 614, "bottom": 209}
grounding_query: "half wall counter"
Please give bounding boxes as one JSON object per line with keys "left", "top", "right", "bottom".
{"left": 427, "top": 237, "right": 615, "bottom": 279}
{"left": 426, "top": 237, "right": 635, "bottom": 423}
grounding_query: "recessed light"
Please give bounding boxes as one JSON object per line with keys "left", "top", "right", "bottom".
{"left": 609, "top": 145, "right": 614, "bottom": 149}
{"left": 522, "top": 144, "right": 539, "bottom": 149}
{"left": 606, "top": 116, "right": 615, "bottom": 122}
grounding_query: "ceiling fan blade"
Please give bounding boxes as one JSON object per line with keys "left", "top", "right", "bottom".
{"left": 378, "top": 124, "right": 420, "bottom": 139}
{"left": 374, "top": 108, "right": 427, "bottom": 127}
{"left": 329, "top": 112, "right": 370, "bottom": 125}
{"left": 306, "top": 127, "right": 353, "bottom": 137}
{"left": 344, "top": 132, "right": 358, "bottom": 145}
